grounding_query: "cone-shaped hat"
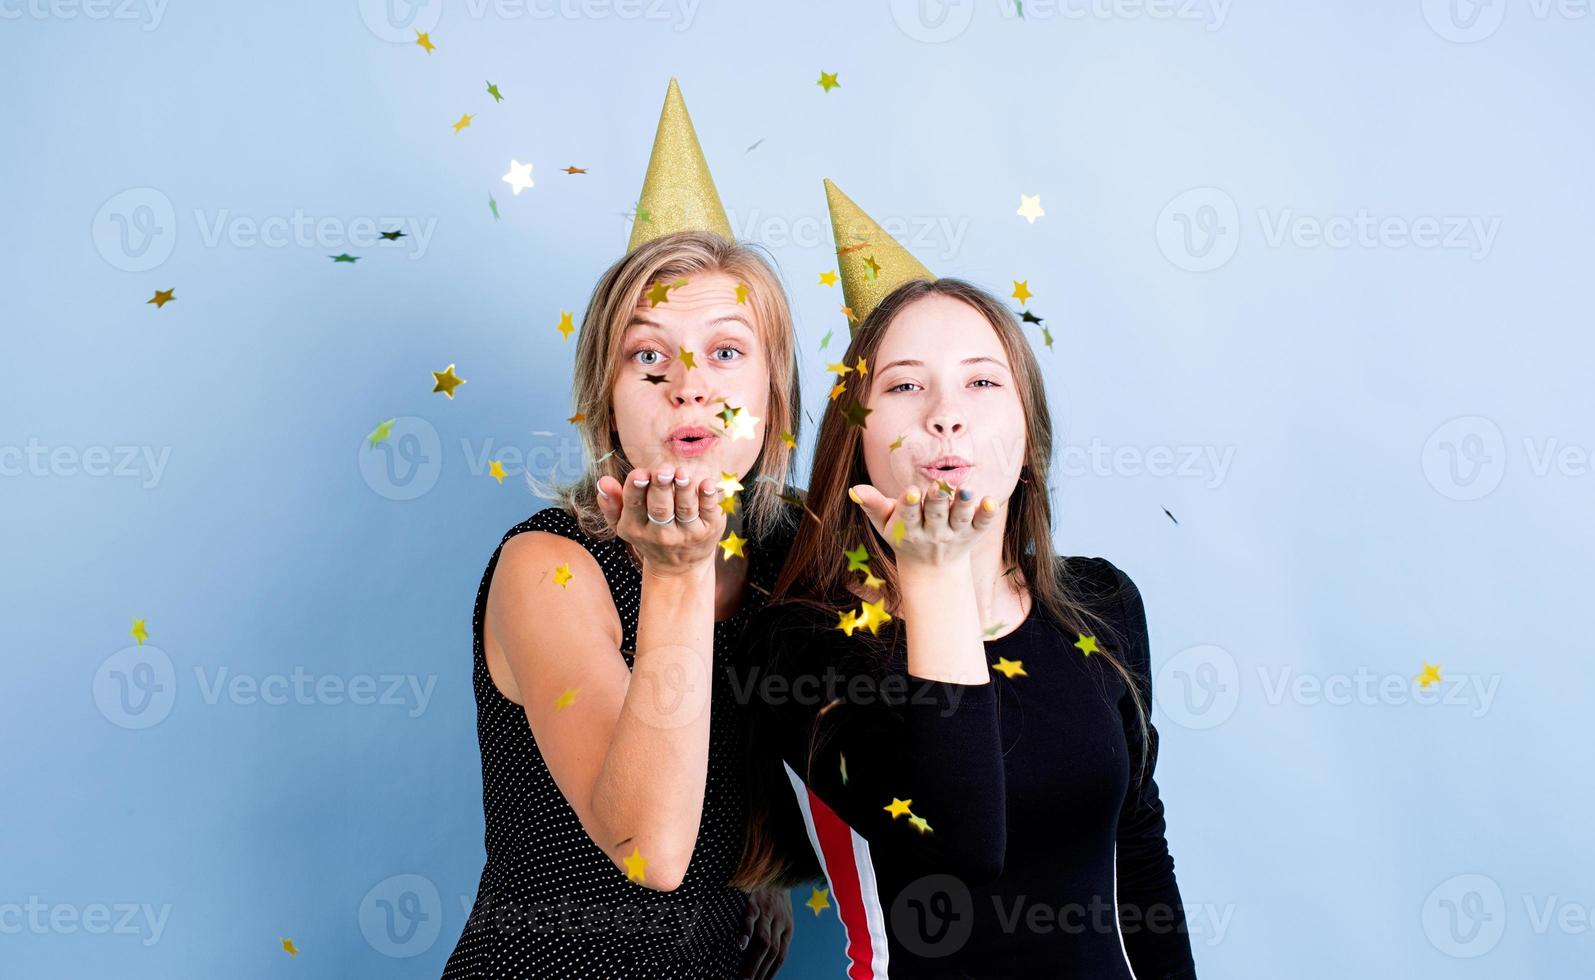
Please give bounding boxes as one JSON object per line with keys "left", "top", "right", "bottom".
{"left": 824, "top": 178, "right": 936, "bottom": 326}
{"left": 628, "top": 78, "right": 733, "bottom": 250}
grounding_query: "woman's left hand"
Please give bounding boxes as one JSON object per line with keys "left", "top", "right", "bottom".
{"left": 738, "top": 886, "right": 793, "bottom": 979}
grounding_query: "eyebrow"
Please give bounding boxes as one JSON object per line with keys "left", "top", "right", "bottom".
{"left": 878, "top": 356, "right": 1010, "bottom": 372}
{"left": 626, "top": 315, "right": 754, "bottom": 332}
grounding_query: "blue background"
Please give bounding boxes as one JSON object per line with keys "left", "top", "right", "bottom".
{"left": 3, "top": 0, "right": 1591, "bottom": 976}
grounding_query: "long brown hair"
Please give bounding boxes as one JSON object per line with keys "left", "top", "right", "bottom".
{"left": 731, "top": 277, "right": 1151, "bottom": 891}
{"left": 534, "top": 230, "right": 802, "bottom": 546}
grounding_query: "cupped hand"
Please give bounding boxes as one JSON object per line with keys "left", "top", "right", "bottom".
{"left": 847, "top": 481, "right": 1002, "bottom": 568}
{"left": 595, "top": 466, "right": 726, "bottom": 576}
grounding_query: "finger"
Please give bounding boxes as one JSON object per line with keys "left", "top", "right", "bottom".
{"left": 646, "top": 467, "right": 677, "bottom": 525}
{"left": 950, "top": 486, "right": 978, "bottom": 527}
{"left": 895, "top": 483, "right": 923, "bottom": 539}
{"left": 672, "top": 467, "right": 699, "bottom": 524}
{"left": 738, "top": 900, "right": 756, "bottom": 948}
{"left": 922, "top": 479, "right": 953, "bottom": 528}
{"left": 595, "top": 475, "right": 624, "bottom": 528}
{"left": 699, "top": 478, "right": 725, "bottom": 527}
{"left": 970, "top": 495, "right": 1000, "bottom": 533}
{"left": 748, "top": 923, "right": 775, "bottom": 980}
{"left": 622, "top": 468, "right": 651, "bottom": 526}
{"left": 847, "top": 484, "right": 895, "bottom": 537}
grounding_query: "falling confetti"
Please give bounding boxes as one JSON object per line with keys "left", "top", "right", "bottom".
{"left": 828, "top": 381, "right": 846, "bottom": 401}
{"left": 556, "top": 311, "right": 575, "bottom": 340}
{"left": 330, "top": 253, "right": 358, "bottom": 263}
{"left": 488, "top": 460, "right": 507, "bottom": 484}
{"left": 1016, "top": 194, "right": 1045, "bottom": 224}
{"left": 624, "top": 846, "right": 648, "bottom": 883}
{"left": 1011, "top": 280, "right": 1032, "bottom": 305}
{"left": 555, "top": 688, "right": 578, "bottom": 710}
{"left": 677, "top": 347, "right": 697, "bottom": 370}
{"left": 502, "top": 160, "right": 534, "bottom": 195}
{"left": 432, "top": 363, "right": 466, "bottom": 398}
{"left": 1074, "top": 633, "right": 1100, "bottom": 657}
{"left": 856, "top": 598, "right": 892, "bottom": 635}
{"left": 884, "top": 798, "right": 913, "bottom": 819}
{"left": 130, "top": 618, "right": 148, "bottom": 645}
{"left": 488, "top": 194, "right": 500, "bottom": 221}
{"left": 452, "top": 114, "right": 474, "bottom": 134}
{"left": 843, "top": 544, "right": 871, "bottom": 574}
{"left": 716, "top": 472, "right": 744, "bottom": 496}
{"left": 367, "top": 419, "right": 395, "bottom": 447}
{"left": 554, "top": 563, "right": 573, "bottom": 587}
{"left": 563, "top": 165, "right": 587, "bottom": 174}
{"left": 1020, "top": 310, "right": 1044, "bottom": 325}
{"left": 735, "top": 282, "right": 750, "bottom": 304}
{"left": 281, "top": 938, "right": 298, "bottom": 956}
{"left": 992, "top": 657, "right": 1027, "bottom": 678}
{"left": 908, "top": 814, "right": 933, "bottom": 834}
{"left": 719, "top": 531, "right": 748, "bottom": 560}
{"left": 415, "top": 30, "right": 435, "bottom": 54}
{"left": 780, "top": 432, "right": 796, "bottom": 449}
{"left": 826, "top": 361, "right": 854, "bottom": 377}
{"left": 147, "top": 288, "right": 174, "bottom": 308}
{"left": 817, "top": 71, "right": 840, "bottom": 93}
{"left": 486, "top": 80, "right": 504, "bottom": 102}
{"left": 842, "top": 403, "right": 872, "bottom": 429}
{"left": 1416, "top": 663, "right": 1442, "bottom": 688}
{"left": 642, "top": 373, "right": 667, "bottom": 385}
{"left": 819, "top": 328, "right": 834, "bottom": 350}
{"left": 836, "top": 608, "right": 861, "bottom": 637}
{"left": 1162, "top": 506, "right": 1179, "bottom": 525}
{"left": 805, "top": 888, "right": 831, "bottom": 916}
{"left": 745, "top": 137, "right": 766, "bottom": 154}
{"left": 889, "top": 434, "right": 905, "bottom": 452}
{"left": 819, "top": 270, "right": 839, "bottom": 287}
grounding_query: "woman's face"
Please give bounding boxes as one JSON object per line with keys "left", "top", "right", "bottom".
{"left": 859, "top": 293, "right": 1028, "bottom": 505}
{"left": 610, "top": 269, "right": 770, "bottom": 487}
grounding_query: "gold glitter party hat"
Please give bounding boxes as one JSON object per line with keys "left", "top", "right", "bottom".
{"left": 824, "top": 178, "right": 936, "bottom": 327}
{"left": 627, "top": 78, "right": 733, "bottom": 250}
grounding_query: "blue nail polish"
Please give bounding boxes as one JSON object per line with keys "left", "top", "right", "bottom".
{"left": 958, "top": 488, "right": 972, "bottom": 501}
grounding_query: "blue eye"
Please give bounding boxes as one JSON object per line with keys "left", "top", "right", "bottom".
{"left": 633, "top": 348, "right": 664, "bottom": 366}
{"left": 713, "top": 345, "right": 744, "bottom": 361}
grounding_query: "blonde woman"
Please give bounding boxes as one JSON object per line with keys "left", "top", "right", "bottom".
{"left": 444, "top": 82, "right": 800, "bottom": 980}
{"left": 732, "top": 183, "right": 1199, "bottom": 978}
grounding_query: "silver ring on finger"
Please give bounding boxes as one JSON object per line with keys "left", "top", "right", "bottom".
{"left": 647, "top": 512, "right": 676, "bottom": 525}
{"left": 674, "top": 511, "right": 700, "bottom": 524}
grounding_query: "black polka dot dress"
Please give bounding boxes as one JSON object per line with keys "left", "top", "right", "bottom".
{"left": 443, "top": 505, "right": 796, "bottom": 979}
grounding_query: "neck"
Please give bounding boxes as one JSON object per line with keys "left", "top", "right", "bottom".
{"left": 969, "top": 515, "right": 1013, "bottom": 629}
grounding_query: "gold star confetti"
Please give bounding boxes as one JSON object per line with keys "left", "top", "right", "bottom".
{"left": 281, "top": 937, "right": 298, "bottom": 956}
{"left": 716, "top": 472, "right": 744, "bottom": 496}
{"left": 1042, "top": 325, "right": 1055, "bottom": 349}
{"left": 554, "top": 563, "right": 573, "bottom": 587}
{"left": 842, "top": 403, "right": 872, "bottom": 429}
{"left": 719, "top": 531, "right": 748, "bottom": 560}
{"left": 884, "top": 798, "right": 913, "bottom": 819}
{"left": 568, "top": 412, "right": 587, "bottom": 424}
{"left": 1074, "top": 633, "right": 1100, "bottom": 657}
{"left": 889, "top": 434, "right": 905, "bottom": 452}
{"left": 891, "top": 519, "right": 906, "bottom": 544}
{"left": 130, "top": 618, "right": 148, "bottom": 645}
{"left": 826, "top": 361, "right": 854, "bottom": 376}
{"left": 992, "top": 657, "right": 1027, "bottom": 678}
{"left": 719, "top": 494, "right": 739, "bottom": 516}
{"left": 452, "top": 113, "right": 474, "bottom": 133}
{"left": 819, "top": 270, "right": 839, "bottom": 287}
{"left": 646, "top": 280, "right": 673, "bottom": 306}
{"left": 147, "top": 288, "right": 174, "bottom": 308}
{"left": 839, "top": 753, "right": 849, "bottom": 785}
{"left": 555, "top": 688, "right": 578, "bottom": 711}
{"left": 805, "top": 887, "right": 832, "bottom": 916}
{"left": 624, "top": 846, "right": 648, "bottom": 883}
{"left": 678, "top": 347, "right": 697, "bottom": 370}
{"left": 855, "top": 356, "right": 869, "bottom": 377}
{"left": 843, "top": 544, "right": 871, "bottom": 573}
{"left": 556, "top": 311, "right": 574, "bottom": 340}
{"left": 863, "top": 255, "right": 881, "bottom": 281}
{"left": 722, "top": 405, "right": 760, "bottom": 441}
{"left": 836, "top": 608, "right": 861, "bottom": 637}
{"left": 432, "top": 363, "right": 466, "bottom": 398}
{"left": 367, "top": 419, "right": 395, "bottom": 447}
{"left": 781, "top": 431, "right": 797, "bottom": 449}
{"left": 1416, "top": 663, "right": 1442, "bottom": 688}
{"left": 817, "top": 71, "right": 840, "bottom": 92}
{"left": 828, "top": 381, "right": 847, "bottom": 401}
{"left": 840, "top": 305, "right": 857, "bottom": 323}
{"left": 1011, "top": 280, "right": 1032, "bottom": 305}
{"left": 1016, "top": 194, "right": 1045, "bottom": 224}
{"left": 415, "top": 30, "right": 435, "bottom": 53}
{"left": 488, "top": 459, "right": 507, "bottom": 484}
{"left": 736, "top": 282, "right": 750, "bottom": 304}
{"left": 862, "top": 570, "right": 884, "bottom": 590}
{"left": 908, "top": 814, "right": 933, "bottom": 834}
{"left": 857, "top": 599, "right": 892, "bottom": 636}
{"left": 935, "top": 479, "right": 955, "bottom": 497}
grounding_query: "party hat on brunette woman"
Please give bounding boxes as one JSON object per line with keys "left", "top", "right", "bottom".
{"left": 627, "top": 78, "right": 734, "bottom": 250}
{"left": 824, "top": 178, "right": 936, "bottom": 327}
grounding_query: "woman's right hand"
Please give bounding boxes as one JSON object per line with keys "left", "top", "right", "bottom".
{"left": 596, "top": 466, "right": 727, "bottom": 577}
{"left": 846, "top": 482, "right": 1002, "bottom": 568}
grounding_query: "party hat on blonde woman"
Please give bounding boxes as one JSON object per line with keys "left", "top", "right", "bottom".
{"left": 628, "top": 78, "right": 733, "bottom": 250}
{"left": 824, "top": 178, "right": 936, "bottom": 327}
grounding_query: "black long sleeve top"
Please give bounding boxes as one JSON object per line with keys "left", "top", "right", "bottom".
{"left": 740, "top": 556, "right": 1198, "bottom": 979}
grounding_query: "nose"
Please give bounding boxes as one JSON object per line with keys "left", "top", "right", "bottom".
{"left": 928, "top": 411, "right": 964, "bottom": 436}
{"left": 670, "top": 367, "right": 709, "bottom": 406}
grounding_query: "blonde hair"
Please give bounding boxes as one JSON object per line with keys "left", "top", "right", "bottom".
{"left": 531, "top": 231, "right": 802, "bottom": 546}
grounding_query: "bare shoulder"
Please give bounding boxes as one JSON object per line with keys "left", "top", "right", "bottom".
{"left": 484, "top": 530, "right": 623, "bottom": 703}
